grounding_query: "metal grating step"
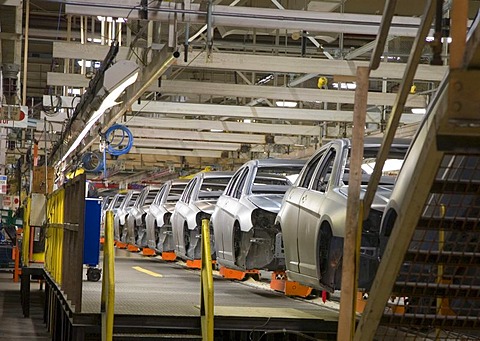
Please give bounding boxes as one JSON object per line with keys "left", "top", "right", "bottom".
{"left": 113, "top": 333, "right": 202, "bottom": 340}
{"left": 380, "top": 313, "right": 480, "bottom": 329}
{"left": 430, "top": 180, "right": 480, "bottom": 194}
{"left": 416, "top": 217, "right": 479, "bottom": 231}
{"left": 392, "top": 281, "right": 480, "bottom": 298}
{"left": 403, "top": 250, "right": 480, "bottom": 265}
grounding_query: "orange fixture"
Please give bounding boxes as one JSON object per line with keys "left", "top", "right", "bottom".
{"left": 127, "top": 244, "right": 140, "bottom": 252}
{"left": 161, "top": 251, "right": 177, "bottom": 261}
{"left": 219, "top": 266, "right": 259, "bottom": 281}
{"left": 115, "top": 241, "right": 128, "bottom": 249}
{"left": 141, "top": 247, "right": 156, "bottom": 256}
{"left": 270, "top": 271, "right": 313, "bottom": 298}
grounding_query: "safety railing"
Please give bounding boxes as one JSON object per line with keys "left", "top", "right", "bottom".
{"left": 200, "top": 218, "right": 214, "bottom": 340}
{"left": 22, "top": 197, "right": 31, "bottom": 267}
{"left": 45, "top": 189, "right": 65, "bottom": 284}
{"left": 101, "top": 210, "right": 115, "bottom": 341}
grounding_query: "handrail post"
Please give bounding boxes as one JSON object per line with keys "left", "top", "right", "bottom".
{"left": 200, "top": 218, "right": 214, "bottom": 341}
{"left": 101, "top": 210, "right": 115, "bottom": 341}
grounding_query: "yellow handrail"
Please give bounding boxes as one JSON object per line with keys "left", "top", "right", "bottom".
{"left": 200, "top": 218, "right": 214, "bottom": 341}
{"left": 45, "top": 189, "right": 64, "bottom": 283}
{"left": 22, "top": 197, "right": 31, "bottom": 267}
{"left": 101, "top": 210, "right": 115, "bottom": 341}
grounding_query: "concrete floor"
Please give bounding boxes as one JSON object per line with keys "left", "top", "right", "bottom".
{"left": 0, "top": 270, "right": 50, "bottom": 340}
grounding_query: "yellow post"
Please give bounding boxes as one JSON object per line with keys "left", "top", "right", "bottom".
{"left": 101, "top": 211, "right": 115, "bottom": 341}
{"left": 200, "top": 218, "right": 214, "bottom": 341}
{"left": 22, "top": 197, "right": 32, "bottom": 267}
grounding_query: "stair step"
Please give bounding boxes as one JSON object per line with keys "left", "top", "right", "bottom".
{"left": 381, "top": 312, "right": 480, "bottom": 329}
{"left": 430, "top": 179, "right": 480, "bottom": 194}
{"left": 404, "top": 250, "right": 480, "bottom": 265}
{"left": 417, "top": 217, "right": 479, "bottom": 231}
{"left": 392, "top": 281, "right": 480, "bottom": 298}
{"left": 113, "top": 333, "right": 202, "bottom": 340}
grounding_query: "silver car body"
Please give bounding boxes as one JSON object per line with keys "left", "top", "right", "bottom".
{"left": 125, "top": 185, "right": 162, "bottom": 246}
{"left": 276, "top": 137, "right": 410, "bottom": 292}
{"left": 172, "top": 171, "right": 233, "bottom": 260}
{"left": 145, "top": 180, "right": 188, "bottom": 252}
{"left": 115, "top": 190, "right": 141, "bottom": 242}
{"left": 211, "top": 159, "right": 305, "bottom": 271}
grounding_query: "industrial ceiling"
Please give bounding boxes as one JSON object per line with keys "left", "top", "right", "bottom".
{"left": 1, "top": 0, "right": 479, "bottom": 183}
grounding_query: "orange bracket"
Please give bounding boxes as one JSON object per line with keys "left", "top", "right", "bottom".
{"left": 270, "top": 271, "right": 313, "bottom": 298}
{"left": 127, "top": 244, "right": 140, "bottom": 252}
{"left": 141, "top": 247, "right": 156, "bottom": 256}
{"left": 100, "top": 237, "right": 105, "bottom": 244}
{"left": 115, "top": 241, "right": 128, "bottom": 249}
{"left": 186, "top": 259, "right": 202, "bottom": 269}
{"left": 219, "top": 266, "right": 259, "bottom": 281}
{"left": 161, "top": 251, "right": 177, "bottom": 261}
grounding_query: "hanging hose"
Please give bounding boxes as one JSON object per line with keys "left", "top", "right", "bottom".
{"left": 81, "top": 152, "right": 104, "bottom": 173}
{"left": 105, "top": 124, "right": 134, "bottom": 156}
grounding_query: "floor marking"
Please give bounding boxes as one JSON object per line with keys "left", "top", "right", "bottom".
{"left": 132, "top": 266, "right": 163, "bottom": 277}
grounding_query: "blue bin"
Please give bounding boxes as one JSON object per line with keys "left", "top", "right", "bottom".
{"left": 83, "top": 198, "right": 102, "bottom": 281}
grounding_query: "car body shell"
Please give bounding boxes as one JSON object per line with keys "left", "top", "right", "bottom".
{"left": 172, "top": 171, "right": 233, "bottom": 260}
{"left": 276, "top": 137, "right": 410, "bottom": 292}
{"left": 125, "top": 185, "right": 162, "bottom": 246}
{"left": 211, "top": 159, "right": 305, "bottom": 271}
{"left": 145, "top": 180, "right": 188, "bottom": 252}
{"left": 114, "top": 190, "right": 141, "bottom": 242}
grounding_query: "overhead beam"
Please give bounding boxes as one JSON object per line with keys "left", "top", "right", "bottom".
{"left": 176, "top": 52, "right": 447, "bottom": 81}
{"left": 128, "top": 127, "right": 296, "bottom": 145}
{"left": 129, "top": 147, "right": 222, "bottom": 158}
{"left": 134, "top": 138, "right": 242, "bottom": 151}
{"left": 66, "top": 1, "right": 430, "bottom": 37}
{"left": 48, "top": 48, "right": 447, "bottom": 82}
{"left": 47, "top": 77, "right": 426, "bottom": 107}
{"left": 130, "top": 101, "right": 422, "bottom": 124}
{"left": 125, "top": 116, "right": 322, "bottom": 136}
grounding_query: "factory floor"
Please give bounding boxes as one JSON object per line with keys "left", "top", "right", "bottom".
{"left": 0, "top": 271, "right": 49, "bottom": 340}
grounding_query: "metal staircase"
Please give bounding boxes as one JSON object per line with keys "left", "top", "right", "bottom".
{"left": 354, "top": 8, "right": 480, "bottom": 341}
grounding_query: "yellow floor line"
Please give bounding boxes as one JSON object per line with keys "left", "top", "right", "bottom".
{"left": 132, "top": 266, "right": 163, "bottom": 277}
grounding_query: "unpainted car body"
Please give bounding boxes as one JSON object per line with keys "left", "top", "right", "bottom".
{"left": 115, "top": 190, "right": 141, "bottom": 242}
{"left": 276, "top": 137, "right": 410, "bottom": 292}
{"left": 101, "top": 193, "right": 124, "bottom": 237}
{"left": 145, "top": 180, "right": 188, "bottom": 253}
{"left": 125, "top": 185, "right": 161, "bottom": 247}
{"left": 211, "top": 159, "right": 305, "bottom": 271}
{"left": 172, "top": 171, "right": 233, "bottom": 260}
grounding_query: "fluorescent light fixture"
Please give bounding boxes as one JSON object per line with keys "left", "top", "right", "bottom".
{"left": 244, "top": 119, "right": 251, "bottom": 123}
{"left": 210, "top": 129, "right": 223, "bottom": 132}
{"left": 58, "top": 60, "right": 139, "bottom": 165}
{"left": 275, "top": 100, "right": 298, "bottom": 108}
{"left": 426, "top": 36, "right": 452, "bottom": 43}
{"left": 77, "top": 60, "right": 101, "bottom": 69}
{"left": 411, "top": 108, "right": 426, "bottom": 114}
{"left": 87, "top": 38, "right": 102, "bottom": 43}
{"left": 332, "top": 82, "right": 357, "bottom": 90}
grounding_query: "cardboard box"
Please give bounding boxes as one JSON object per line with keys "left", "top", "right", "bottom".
{"left": 32, "top": 166, "right": 54, "bottom": 194}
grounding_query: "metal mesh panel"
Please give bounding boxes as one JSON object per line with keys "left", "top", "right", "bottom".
{"left": 375, "top": 154, "right": 480, "bottom": 340}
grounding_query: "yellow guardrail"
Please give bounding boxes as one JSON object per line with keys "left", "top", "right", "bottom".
{"left": 101, "top": 210, "right": 115, "bottom": 341}
{"left": 45, "top": 189, "right": 65, "bottom": 284}
{"left": 22, "top": 197, "right": 32, "bottom": 267}
{"left": 200, "top": 218, "right": 214, "bottom": 341}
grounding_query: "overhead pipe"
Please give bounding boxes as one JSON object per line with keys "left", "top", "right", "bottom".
{"left": 65, "top": 1, "right": 430, "bottom": 37}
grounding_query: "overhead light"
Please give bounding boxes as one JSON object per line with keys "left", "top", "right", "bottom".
{"left": 411, "top": 108, "right": 426, "bottom": 114}
{"left": 332, "top": 82, "right": 357, "bottom": 90}
{"left": 244, "top": 119, "right": 251, "bottom": 123}
{"left": 210, "top": 129, "right": 223, "bottom": 132}
{"left": 426, "top": 36, "right": 452, "bottom": 43}
{"left": 58, "top": 60, "right": 139, "bottom": 166}
{"left": 275, "top": 100, "right": 298, "bottom": 108}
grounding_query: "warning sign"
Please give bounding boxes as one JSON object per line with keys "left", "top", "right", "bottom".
{"left": 0, "top": 176, "right": 7, "bottom": 195}
{"left": 2, "top": 195, "right": 19, "bottom": 210}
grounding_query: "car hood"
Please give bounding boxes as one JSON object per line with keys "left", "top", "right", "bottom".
{"left": 338, "top": 185, "right": 393, "bottom": 211}
{"left": 194, "top": 200, "right": 217, "bottom": 215}
{"left": 248, "top": 194, "right": 284, "bottom": 213}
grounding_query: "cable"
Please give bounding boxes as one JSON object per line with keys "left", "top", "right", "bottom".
{"left": 105, "top": 124, "right": 134, "bottom": 156}
{"left": 81, "top": 152, "right": 104, "bottom": 173}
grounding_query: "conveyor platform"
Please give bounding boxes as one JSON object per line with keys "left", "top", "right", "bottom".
{"left": 44, "top": 250, "right": 338, "bottom": 340}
